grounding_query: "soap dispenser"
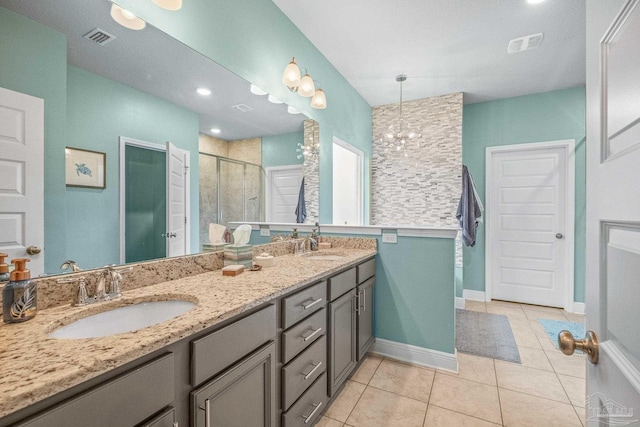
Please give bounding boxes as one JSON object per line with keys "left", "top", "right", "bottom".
{"left": 3, "top": 258, "right": 37, "bottom": 324}
{"left": 0, "top": 253, "right": 9, "bottom": 282}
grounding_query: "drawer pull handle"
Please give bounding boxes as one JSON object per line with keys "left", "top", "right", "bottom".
{"left": 302, "top": 327, "right": 323, "bottom": 342}
{"left": 302, "top": 297, "right": 323, "bottom": 310}
{"left": 302, "top": 361, "right": 323, "bottom": 380}
{"left": 302, "top": 401, "right": 323, "bottom": 424}
{"left": 204, "top": 399, "right": 211, "bottom": 427}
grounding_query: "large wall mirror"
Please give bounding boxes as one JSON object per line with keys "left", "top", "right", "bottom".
{"left": 0, "top": 0, "right": 320, "bottom": 276}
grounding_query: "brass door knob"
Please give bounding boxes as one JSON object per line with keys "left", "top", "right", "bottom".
{"left": 26, "top": 245, "right": 41, "bottom": 255}
{"left": 558, "top": 330, "right": 599, "bottom": 364}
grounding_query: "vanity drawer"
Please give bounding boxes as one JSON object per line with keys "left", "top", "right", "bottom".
{"left": 282, "top": 373, "right": 327, "bottom": 427}
{"left": 191, "top": 304, "right": 276, "bottom": 386}
{"left": 282, "top": 307, "right": 326, "bottom": 364}
{"left": 357, "top": 258, "right": 376, "bottom": 284}
{"left": 282, "top": 335, "right": 327, "bottom": 410}
{"left": 17, "top": 353, "right": 174, "bottom": 427}
{"left": 141, "top": 407, "right": 176, "bottom": 427}
{"left": 282, "top": 281, "right": 327, "bottom": 330}
{"left": 328, "top": 268, "right": 356, "bottom": 301}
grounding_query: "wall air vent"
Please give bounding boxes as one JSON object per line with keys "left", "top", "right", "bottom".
{"left": 83, "top": 28, "right": 116, "bottom": 46}
{"left": 507, "top": 33, "right": 543, "bottom": 54}
{"left": 232, "top": 104, "right": 253, "bottom": 112}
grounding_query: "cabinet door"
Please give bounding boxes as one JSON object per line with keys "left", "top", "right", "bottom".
{"left": 357, "top": 277, "right": 375, "bottom": 361}
{"left": 328, "top": 289, "right": 357, "bottom": 396}
{"left": 191, "top": 342, "right": 276, "bottom": 427}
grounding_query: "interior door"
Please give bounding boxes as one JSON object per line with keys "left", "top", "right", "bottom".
{"left": 581, "top": 0, "right": 640, "bottom": 424}
{"left": 166, "top": 142, "right": 190, "bottom": 257}
{"left": 0, "top": 87, "right": 44, "bottom": 275}
{"left": 266, "top": 166, "right": 303, "bottom": 223}
{"left": 487, "top": 142, "right": 574, "bottom": 308}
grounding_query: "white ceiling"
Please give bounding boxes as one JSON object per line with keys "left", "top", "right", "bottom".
{"left": 0, "top": 0, "right": 306, "bottom": 140}
{"left": 273, "top": 0, "right": 586, "bottom": 106}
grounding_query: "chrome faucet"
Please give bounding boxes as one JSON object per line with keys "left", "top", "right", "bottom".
{"left": 57, "top": 265, "right": 132, "bottom": 306}
{"left": 60, "top": 260, "right": 81, "bottom": 273}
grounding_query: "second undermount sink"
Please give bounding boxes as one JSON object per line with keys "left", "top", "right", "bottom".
{"left": 48, "top": 300, "right": 196, "bottom": 339}
{"left": 304, "top": 252, "right": 347, "bottom": 261}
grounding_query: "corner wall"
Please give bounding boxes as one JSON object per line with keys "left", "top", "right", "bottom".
{"left": 462, "top": 86, "right": 586, "bottom": 303}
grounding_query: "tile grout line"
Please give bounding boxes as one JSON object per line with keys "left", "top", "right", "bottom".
{"left": 421, "top": 366, "right": 438, "bottom": 427}
{"left": 493, "top": 358, "right": 505, "bottom": 426}
{"left": 340, "top": 356, "right": 386, "bottom": 425}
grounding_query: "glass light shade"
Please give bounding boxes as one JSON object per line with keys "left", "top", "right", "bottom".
{"left": 153, "top": 0, "right": 183, "bottom": 10}
{"left": 287, "top": 106, "right": 301, "bottom": 114}
{"left": 310, "top": 88, "right": 327, "bottom": 109}
{"left": 298, "top": 74, "right": 315, "bottom": 97}
{"left": 268, "top": 94, "right": 283, "bottom": 104}
{"left": 282, "top": 58, "right": 301, "bottom": 89}
{"left": 250, "top": 84, "right": 267, "bottom": 96}
{"left": 110, "top": 4, "right": 146, "bottom": 30}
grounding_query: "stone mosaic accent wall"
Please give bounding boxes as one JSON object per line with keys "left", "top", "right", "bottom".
{"left": 302, "top": 119, "right": 320, "bottom": 224}
{"left": 372, "top": 92, "right": 463, "bottom": 228}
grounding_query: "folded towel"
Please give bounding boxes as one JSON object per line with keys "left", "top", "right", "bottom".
{"left": 456, "top": 165, "right": 482, "bottom": 247}
{"left": 295, "top": 177, "right": 307, "bottom": 223}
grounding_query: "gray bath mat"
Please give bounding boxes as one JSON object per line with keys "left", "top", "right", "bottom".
{"left": 456, "top": 309, "right": 521, "bottom": 363}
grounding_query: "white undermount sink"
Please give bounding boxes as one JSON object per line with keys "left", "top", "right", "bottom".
{"left": 48, "top": 300, "right": 196, "bottom": 339}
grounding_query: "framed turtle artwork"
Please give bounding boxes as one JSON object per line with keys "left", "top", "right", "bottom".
{"left": 65, "top": 147, "right": 106, "bottom": 189}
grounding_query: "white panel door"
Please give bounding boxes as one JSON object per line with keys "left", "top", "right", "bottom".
{"left": 166, "top": 142, "right": 189, "bottom": 257}
{"left": 487, "top": 142, "right": 574, "bottom": 308}
{"left": 266, "top": 166, "right": 303, "bottom": 223}
{"left": 0, "top": 87, "right": 44, "bottom": 275}
{"left": 583, "top": 0, "right": 640, "bottom": 422}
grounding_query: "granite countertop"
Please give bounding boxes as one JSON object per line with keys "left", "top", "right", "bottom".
{"left": 0, "top": 248, "right": 376, "bottom": 419}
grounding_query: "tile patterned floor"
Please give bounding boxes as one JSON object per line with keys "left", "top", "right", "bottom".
{"left": 318, "top": 301, "right": 586, "bottom": 427}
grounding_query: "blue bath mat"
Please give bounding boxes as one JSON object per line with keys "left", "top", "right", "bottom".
{"left": 538, "top": 318, "right": 585, "bottom": 350}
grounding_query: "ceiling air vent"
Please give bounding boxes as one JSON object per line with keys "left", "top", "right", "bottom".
{"left": 232, "top": 104, "right": 253, "bottom": 112}
{"left": 83, "top": 28, "right": 116, "bottom": 46}
{"left": 507, "top": 33, "right": 543, "bottom": 54}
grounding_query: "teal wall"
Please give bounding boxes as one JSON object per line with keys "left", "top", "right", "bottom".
{"left": 249, "top": 231, "right": 456, "bottom": 354}
{"left": 116, "top": 0, "right": 373, "bottom": 224}
{"left": 261, "top": 131, "right": 304, "bottom": 168}
{"left": 0, "top": 7, "right": 68, "bottom": 273}
{"left": 66, "top": 66, "right": 200, "bottom": 269}
{"left": 462, "top": 87, "right": 586, "bottom": 303}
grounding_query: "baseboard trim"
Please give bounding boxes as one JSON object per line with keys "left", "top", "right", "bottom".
{"left": 573, "top": 302, "right": 585, "bottom": 314}
{"left": 371, "top": 338, "right": 458, "bottom": 373}
{"left": 463, "top": 289, "right": 486, "bottom": 301}
{"left": 455, "top": 297, "right": 466, "bottom": 309}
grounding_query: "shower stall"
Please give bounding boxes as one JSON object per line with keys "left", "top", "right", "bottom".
{"left": 199, "top": 153, "right": 265, "bottom": 247}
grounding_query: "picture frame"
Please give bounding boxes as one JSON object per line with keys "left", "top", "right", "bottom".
{"left": 65, "top": 147, "right": 106, "bottom": 189}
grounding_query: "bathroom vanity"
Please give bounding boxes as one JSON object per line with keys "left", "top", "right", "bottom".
{"left": 0, "top": 247, "right": 376, "bottom": 427}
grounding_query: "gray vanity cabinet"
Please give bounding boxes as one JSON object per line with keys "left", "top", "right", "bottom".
{"left": 191, "top": 342, "right": 276, "bottom": 427}
{"left": 356, "top": 277, "right": 375, "bottom": 361}
{"left": 328, "top": 288, "right": 357, "bottom": 396}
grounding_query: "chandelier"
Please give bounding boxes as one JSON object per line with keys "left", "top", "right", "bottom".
{"left": 297, "top": 123, "right": 319, "bottom": 166}
{"left": 379, "top": 74, "right": 422, "bottom": 156}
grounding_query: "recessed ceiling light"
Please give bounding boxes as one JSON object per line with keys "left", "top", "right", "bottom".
{"left": 527, "top": 0, "right": 546, "bottom": 4}
{"left": 250, "top": 84, "right": 268, "bottom": 96}
{"left": 210, "top": 128, "right": 221, "bottom": 134}
{"left": 268, "top": 94, "right": 283, "bottom": 104}
{"left": 196, "top": 87, "right": 211, "bottom": 96}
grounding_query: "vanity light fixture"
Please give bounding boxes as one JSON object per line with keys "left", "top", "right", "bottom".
{"left": 287, "top": 106, "right": 301, "bottom": 115}
{"left": 110, "top": 4, "right": 146, "bottom": 30}
{"left": 282, "top": 57, "right": 328, "bottom": 109}
{"left": 297, "top": 74, "right": 315, "bottom": 98}
{"left": 379, "top": 75, "right": 422, "bottom": 157}
{"left": 196, "top": 87, "right": 211, "bottom": 96}
{"left": 210, "top": 128, "right": 221, "bottom": 134}
{"left": 250, "top": 84, "right": 268, "bottom": 96}
{"left": 152, "top": 0, "right": 183, "bottom": 10}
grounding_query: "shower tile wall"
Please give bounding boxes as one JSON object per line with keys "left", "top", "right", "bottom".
{"left": 371, "top": 92, "right": 463, "bottom": 228}
{"left": 303, "top": 119, "right": 320, "bottom": 224}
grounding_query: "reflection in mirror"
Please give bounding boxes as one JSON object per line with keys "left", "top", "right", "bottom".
{"left": 0, "top": 0, "right": 315, "bottom": 275}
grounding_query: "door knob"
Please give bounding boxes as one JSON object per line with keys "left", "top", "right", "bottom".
{"left": 558, "top": 330, "right": 598, "bottom": 364}
{"left": 26, "top": 245, "right": 41, "bottom": 255}
{"left": 556, "top": 233, "right": 564, "bottom": 239}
